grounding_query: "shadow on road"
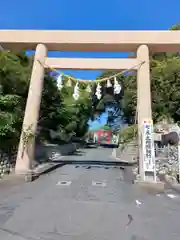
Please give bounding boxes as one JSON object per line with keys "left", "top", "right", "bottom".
{"left": 65, "top": 150, "right": 85, "bottom": 156}
{"left": 100, "top": 144, "right": 118, "bottom": 148}
{"left": 51, "top": 158, "right": 136, "bottom": 167}
{"left": 83, "top": 144, "right": 98, "bottom": 149}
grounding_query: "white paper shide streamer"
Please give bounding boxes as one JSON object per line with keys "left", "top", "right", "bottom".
{"left": 56, "top": 71, "right": 122, "bottom": 99}
{"left": 106, "top": 79, "right": 112, "bottom": 88}
{"left": 66, "top": 78, "right": 72, "bottom": 87}
{"left": 57, "top": 74, "right": 63, "bottom": 90}
{"left": 73, "top": 82, "right": 79, "bottom": 100}
{"left": 95, "top": 83, "right": 102, "bottom": 100}
{"left": 113, "top": 77, "right": 121, "bottom": 95}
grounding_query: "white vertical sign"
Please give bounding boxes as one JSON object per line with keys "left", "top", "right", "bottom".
{"left": 112, "top": 134, "right": 118, "bottom": 144}
{"left": 142, "top": 120, "right": 156, "bottom": 173}
{"left": 178, "top": 144, "right": 180, "bottom": 183}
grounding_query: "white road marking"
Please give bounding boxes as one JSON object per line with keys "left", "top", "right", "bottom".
{"left": 167, "top": 194, "right": 177, "bottom": 199}
{"left": 56, "top": 180, "right": 72, "bottom": 186}
{"left": 92, "top": 181, "right": 107, "bottom": 187}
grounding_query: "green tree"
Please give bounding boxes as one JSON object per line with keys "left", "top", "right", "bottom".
{"left": 59, "top": 79, "right": 92, "bottom": 138}
{"left": 0, "top": 51, "right": 92, "bottom": 152}
{"left": 0, "top": 51, "right": 31, "bottom": 151}
{"left": 117, "top": 56, "right": 180, "bottom": 125}
{"left": 94, "top": 24, "right": 180, "bottom": 126}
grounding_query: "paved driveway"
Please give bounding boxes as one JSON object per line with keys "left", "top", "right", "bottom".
{"left": 0, "top": 147, "right": 180, "bottom": 240}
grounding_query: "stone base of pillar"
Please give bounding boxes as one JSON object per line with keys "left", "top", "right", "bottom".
{"left": 15, "top": 160, "right": 35, "bottom": 182}
{"left": 15, "top": 152, "right": 32, "bottom": 175}
{"left": 144, "top": 171, "right": 156, "bottom": 182}
{"left": 15, "top": 167, "right": 32, "bottom": 176}
{"left": 134, "top": 180, "right": 165, "bottom": 193}
{"left": 24, "top": 172, "right": 34, "bottom": 182}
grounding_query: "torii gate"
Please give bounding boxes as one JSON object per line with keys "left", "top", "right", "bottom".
{"left": 0, "top": 30, "right": 180, "bottom": 184}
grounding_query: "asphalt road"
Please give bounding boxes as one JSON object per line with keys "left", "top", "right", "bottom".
{"left": 0, "top": 147, "right": 180, "bottom": 240}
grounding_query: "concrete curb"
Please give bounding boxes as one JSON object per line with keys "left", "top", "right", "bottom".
{"left": 158, "top": 173, "right": 180, "bottom": 193}
{"left": 0, "top": 162, "right": 65, "bottom": 185}
{"left": 4, "top": 143, "right": 81, "bottom": 183}
{"left": 134, "top": 180, "right": 165, "bottom": 193}
{"left": 33, "top": 162, "right": 65, "bottom": 176}
{"left": 110, "top": 149, "right": 138, "bottom": 165}
{"left": 31, "top": 142, "right": 81, "bottom": 178}
{"left": 115, "top": 157, "right": 138, "bottom": 165}
{"left": 56, "top": 159, "right": 137, "bottom": 166}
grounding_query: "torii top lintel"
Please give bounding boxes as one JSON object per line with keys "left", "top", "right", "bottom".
{"left": 0, "top": 30, "right": 180, "bottom": 52}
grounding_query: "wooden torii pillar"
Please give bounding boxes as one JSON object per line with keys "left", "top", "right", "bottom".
{"left": 15, "top": 44, "right": 47, "bottom": 174}
{"left": 136, "top": 45, "right": 154, "bottom": 182}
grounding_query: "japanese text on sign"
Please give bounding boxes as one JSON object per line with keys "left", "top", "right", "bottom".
{"left": 142, "top": 120, "right": 155, "bottom": 172}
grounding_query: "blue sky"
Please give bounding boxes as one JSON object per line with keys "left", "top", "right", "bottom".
{"left": 88, "top": 112, "right": 108, "bottom": 131}
{"left": 0, "top": 0, "right": 180, "bottom": 80}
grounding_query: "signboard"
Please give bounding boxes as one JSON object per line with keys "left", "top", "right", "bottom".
{"left": 178, "top": 144, "right": 180, "bottom": 183}
{"left": 142, "top": 119, "right": 156, "bottom": 173}
{"left": 111, "top": 134, "right": 119, "bottom": 145}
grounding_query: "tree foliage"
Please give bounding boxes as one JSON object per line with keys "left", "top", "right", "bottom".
{"left": 0, "top": 51, "right": 92, "bottom": 152}
{"left": 91, "top": 72, "right": 124, "bottom": 125}
{"left": 95, "top": 24, "right": 180, "bottom": 127}
{"left": 91, "top": 23, "right": 180, "bottom": 145}
{"left": 120, "top": 54, "right": 180, "bottom": 125}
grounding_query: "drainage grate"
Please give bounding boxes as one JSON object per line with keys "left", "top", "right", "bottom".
{"left": 56, "top": 180, "right": 72, "bottom": 186}
{"left": 92, "top": 181, "right": 107, "bottom": 187}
